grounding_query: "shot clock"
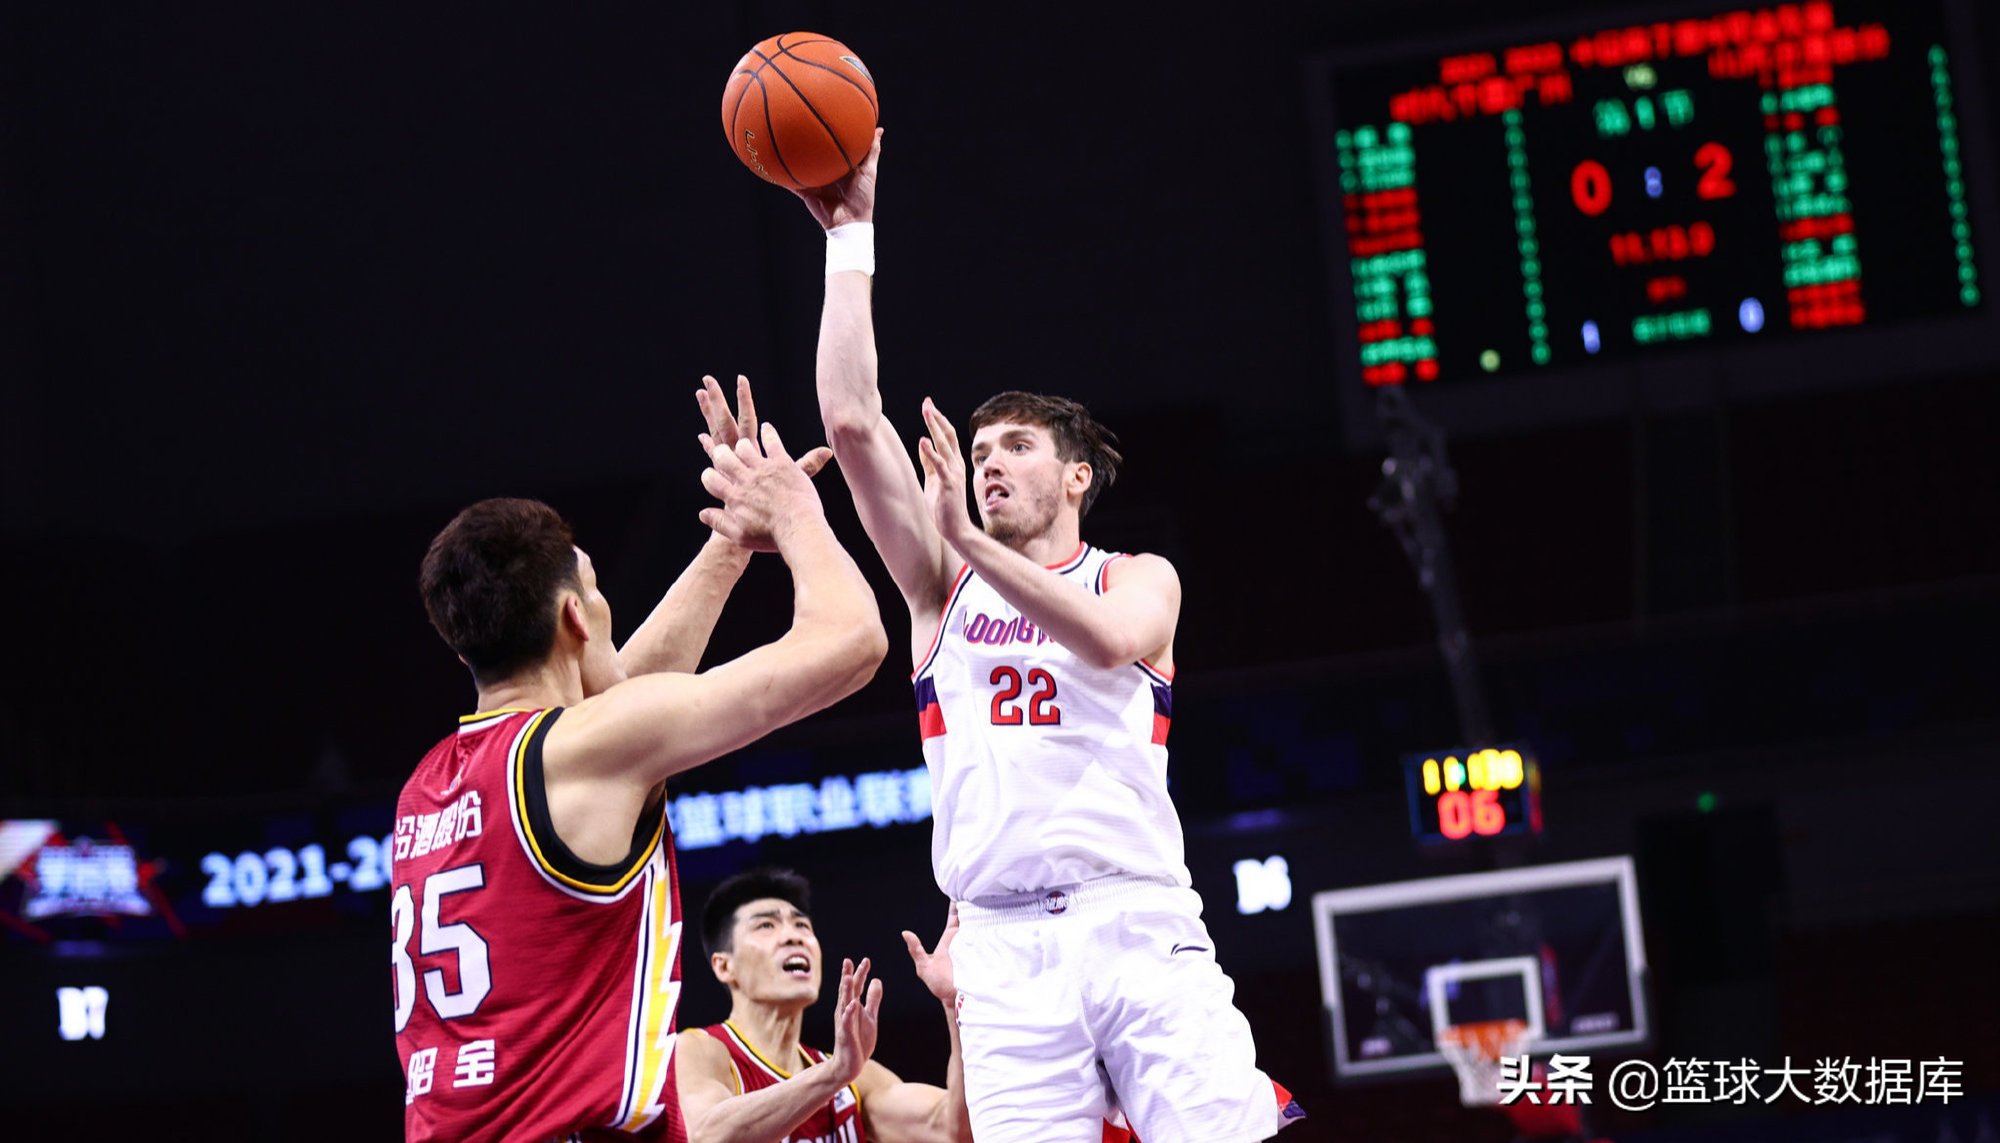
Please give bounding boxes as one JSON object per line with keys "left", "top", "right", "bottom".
{"left": 1319, "top": 0, "right": 1982, "bottom": 386}
{"left": 1404, "top": 745, "right": 1543, "bottom": 844}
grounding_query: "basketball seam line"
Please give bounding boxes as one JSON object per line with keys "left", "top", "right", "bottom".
{"left": 751, "top": 71, "right": 802, "bottom": 188}
{"left": 773, "top": 43, "right": 877, "bottom": 115}
{"left": 745, "top": 35, "right": 834, "bottom": 82}
{"left": 753, "top": 47, "right": 855, "bottom": 177}
{"left": 728, "top": 67, "right": 758, "bottom": 137}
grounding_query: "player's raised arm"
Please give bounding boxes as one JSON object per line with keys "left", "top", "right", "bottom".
{"left": 545, "top": 423, "right": 887, "bottom": 790}
{"left": 676, "top": 958, "right": 886, "bottom": 1143}
{"left": 916, "top": 399, "right": 1180, "bottom": 671}
{"left": 794, "top": 131, "right": 957, "bottom": 625}
{"left": 854, "top": 906, "right": 974, "bottom": 1143}
{"left": 617, "top": 376, "right": 835, "bottom": 678}
{"left": 615, "top": 532, "right": 752, "bottom": 677}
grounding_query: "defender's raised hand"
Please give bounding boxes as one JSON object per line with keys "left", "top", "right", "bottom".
{"left": 902, "top": 904, "right": 961, "bottom": 1004}
{"left": 699, "top": 423, "right": 828, "bottom": 552}
{"left": 792, "top": 128, "right": 882, "bottom": 231}
{"left": 825, "top": 956, "right": 884, "bottom": 1087}
{"left": 916, "top": 398, "right": 977, "bottom": 546}
{"left": 696, "top": 374, "right": 832, "bottom": 481}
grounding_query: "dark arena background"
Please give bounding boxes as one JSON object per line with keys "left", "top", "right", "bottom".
{"left": 4, "top": 1, "right": 1998, "bottom": 1140}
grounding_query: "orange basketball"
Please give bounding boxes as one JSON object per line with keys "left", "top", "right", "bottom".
{"left": 721, "top": 33, "right": 878, "bottom": 190}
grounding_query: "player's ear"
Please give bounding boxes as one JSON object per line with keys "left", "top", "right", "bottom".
{"left": 1067, "top": 461, "right": 1093, "bottom": 502}
{"left": 711, "top": 951, "right": 734, "bottom": 986}
{"left": 558, "top": 593, "right": 591, "bottom": 643}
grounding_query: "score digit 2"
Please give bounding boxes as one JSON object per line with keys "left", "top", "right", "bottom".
{"left": 1694, "top": 142, "right": 1735, "bottom": 200}
{"left": 989, "top": 666, "right": 1061, "bottom": 726}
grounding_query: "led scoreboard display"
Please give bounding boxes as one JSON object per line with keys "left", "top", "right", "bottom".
{"left": 1404, "top": 746, "right": 1543, "bottom": 844}
{"left": 1320, "top": 0, "right": 1982, "bottom": 385}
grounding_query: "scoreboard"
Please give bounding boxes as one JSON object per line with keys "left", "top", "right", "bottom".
{"left": 1311, "top": 0, "right": 1994, "bottom": 437}
{"left": 1403, "top": 746, "right": 1543, "bottom": 844}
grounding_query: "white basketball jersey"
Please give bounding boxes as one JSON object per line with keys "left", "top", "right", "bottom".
{"left": 913, "top": 543, "right": 1191, "bottom": 902}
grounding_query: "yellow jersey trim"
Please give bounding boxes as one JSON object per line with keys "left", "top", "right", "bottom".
{"left": 722, "top": 1022, "right": 860, "bottom": 1104}
{"left": 510, "top": 709, "right": 666, "bottom": 895}
{"left": 724, "top": 1021, "right": 804, "bottom": 1079}
{"left": 460, "top": 707, "right": 533, "bottom": 723}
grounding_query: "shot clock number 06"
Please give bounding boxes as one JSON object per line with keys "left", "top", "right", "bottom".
{"left": 1404, "top": 746, "right": 1543, "bottom": 844}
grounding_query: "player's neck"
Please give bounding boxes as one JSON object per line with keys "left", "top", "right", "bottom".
{"left": 1000, "top": 516, "right": 1083, "bottom": 568}
{"left": 728, "top": 998, "right": 808, "bottom": 1067}
{"left": 473, "top": 656, "right": 585, "bottom": 716}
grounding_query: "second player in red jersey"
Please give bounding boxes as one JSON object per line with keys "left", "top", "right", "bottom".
{"left": 675, "top": 867, "right": 972, "bottom": 1143}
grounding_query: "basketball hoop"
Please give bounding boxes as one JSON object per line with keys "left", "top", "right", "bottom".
{"left": 1437, "top": 1018, "right": 1532, "bottom": 1106}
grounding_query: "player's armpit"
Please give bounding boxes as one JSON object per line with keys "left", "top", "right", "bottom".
{"left": 855, "top": 1063, "right": 965, "bottom": 1143}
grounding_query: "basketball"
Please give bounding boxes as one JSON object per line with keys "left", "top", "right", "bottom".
{"left": 721, "top": 33, "right": 878, "bottom": 190}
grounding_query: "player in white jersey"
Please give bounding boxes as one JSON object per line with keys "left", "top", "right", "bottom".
{"left": 782, "top": 131, "right": 1305, "bottom": 1143}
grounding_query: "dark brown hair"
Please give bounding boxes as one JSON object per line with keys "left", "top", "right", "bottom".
{"left": 702, "top": 867, "right": 813, "bottom": 958}
{"left": 967, "top": 391, "right": 1124, "bottom": 517}
{"left": 419, "top": 498, "right": 580, "bottom": 685}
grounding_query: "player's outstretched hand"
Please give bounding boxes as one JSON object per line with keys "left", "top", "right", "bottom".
{"left": 901, "top": 903, "right": 959, "bottom": 1004}
{"left": 916, "top": 398, "right": 977, "bottom": 546}
{"left": 826, "top": 956, "right": 884, "bottom": 1086}
{"left": 699, "top": 423, "right": 828, "bottom": 553}
{"left": 792, "top": 128, "right": 882, "bottom": 231}
{"left": 696, "top": 374, "right": 832, "bottom": 480}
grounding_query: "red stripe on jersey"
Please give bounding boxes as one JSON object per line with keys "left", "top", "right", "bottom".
{"left": 1151, "top": 712, "right": 1171, "bottom": 745}
{"left": 919, "top": 703, "right": 947, "bottom": 740}
{"left": 1276, "top": 1078, "right": 1307, "bottom": 1125}
{"left": 1046, "top": 541, "right": 1088, "bottom": 571}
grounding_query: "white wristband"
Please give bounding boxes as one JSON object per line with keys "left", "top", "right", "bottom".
{"left": 825, "top": 221, "right": 875, "bottom": 277}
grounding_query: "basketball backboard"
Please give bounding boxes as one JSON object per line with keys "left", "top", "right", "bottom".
{"left": 1312, "top": 856, "right": 1649, "bottom": 1080}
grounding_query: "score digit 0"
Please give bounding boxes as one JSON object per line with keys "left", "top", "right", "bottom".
{"left": 1572, "top": 160, "right": 1613, "bottom": 216}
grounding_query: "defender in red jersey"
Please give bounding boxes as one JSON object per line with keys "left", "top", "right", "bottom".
{"left": 676, "top": 869, "right": 972, "bottom": 1143}
{"left": 398, "top": 385, "right": 887, "bottom": 1143}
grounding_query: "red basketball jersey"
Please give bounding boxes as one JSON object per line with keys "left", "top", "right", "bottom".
{"left": 700, "top": 1022, "right": 865, "bottom": 1143}
{"left": 394, "top": 708, "right": 688, "bottom": 1143}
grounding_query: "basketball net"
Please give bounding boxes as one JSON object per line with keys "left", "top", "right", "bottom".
{"left": 1437, "top": 1018, "right": 1532, "bottom": 1106}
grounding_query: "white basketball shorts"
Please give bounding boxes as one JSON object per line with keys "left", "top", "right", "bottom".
{"left": 951, "top": 874, "right": 1305, "bottom": 1143}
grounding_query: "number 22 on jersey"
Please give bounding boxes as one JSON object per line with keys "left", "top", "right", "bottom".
{"left": 989, "top": 665, "right": 1061, "bottom": 726}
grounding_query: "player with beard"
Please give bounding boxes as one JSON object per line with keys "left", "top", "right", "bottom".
{"left": 785, "top": 132, "right": 1304, "bottom": 1143}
